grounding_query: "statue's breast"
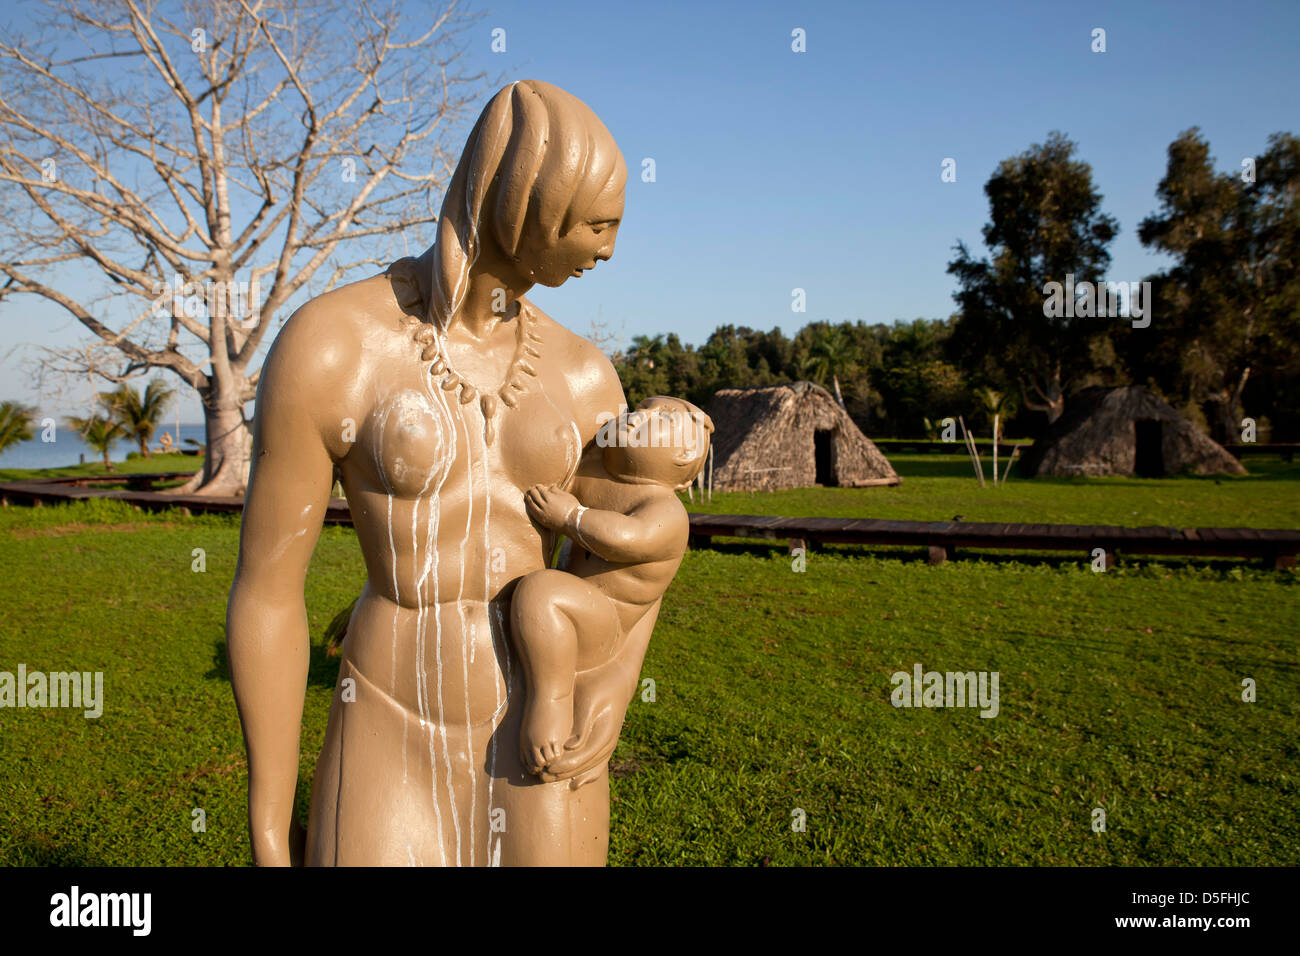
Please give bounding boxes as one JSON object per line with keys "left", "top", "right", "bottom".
{"left": 359, "top": 379, "right": 582, "bottom": 505}
{"left": 493, "top": 390, "right": 583, "bottom": 493}
{"left": 367, "top": 388, "right": 454, "bottom": 499}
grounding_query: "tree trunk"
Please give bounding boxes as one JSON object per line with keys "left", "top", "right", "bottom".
{"left": 1207, "top": 367, "right": 1251, "bottom": 445}
{"left": 832, "top": 374, "right": 847, "bottom": 410}
{"left": 102, "top": 449, "right": 113, "bottom": 471}
{"left": 171, "top": 385, "right": 252, "bottom": 496}
{"left": 1020, "top": 370, "right": 1065, "bottom": 425}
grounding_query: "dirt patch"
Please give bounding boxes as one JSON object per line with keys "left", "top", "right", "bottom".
{"left": 9, "top": 521, "right": 183, "bottom": 539}
{"left": 609, "top": 757, "right": 647, "bottom": 779}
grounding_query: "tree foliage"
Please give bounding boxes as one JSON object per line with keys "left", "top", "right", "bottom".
{"left": 0, "top": 400, "right": 37, "bottom": 454}
{"left": 101, "top": 378, "right": 175, "bottom": 457}
{"left": 947, "top": 131, "right": 1120, "bottom": 423}
{"left": 1129, "top": 128, "right": 1300, "bottom": 442}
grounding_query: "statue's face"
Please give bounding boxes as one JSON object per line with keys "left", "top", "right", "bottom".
{"left": 520, "top": 174, "right": 624, "bottom": 287}
{"left": 601, "top": 400, "right": 706, "bottom": 488}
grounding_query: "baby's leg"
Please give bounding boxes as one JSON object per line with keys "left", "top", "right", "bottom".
{"left": 510, "top": 569, "right": 619, "bottom": 774}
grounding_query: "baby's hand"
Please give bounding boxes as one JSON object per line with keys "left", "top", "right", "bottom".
{"left": 524, "top": 484, "right": 580, "bottom": 530}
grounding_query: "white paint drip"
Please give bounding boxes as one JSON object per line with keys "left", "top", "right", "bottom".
{"left": 370, "top": 403, "right": 407, "bottom": 781}
{"left": 425, "top": 376, "right": 458, "bottom": 867}
{"left": 476, "top": 392, "right": 505, "bottom": 867}
{"left": 452, "top": 400, "right": 476, "bottom": 866}
{"left": 265, "top": 526, "right": 307, "bottom": 565}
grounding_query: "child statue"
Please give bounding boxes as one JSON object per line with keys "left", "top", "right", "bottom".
{"left": 510, "top": 397, "right": 713, "bottom": 775}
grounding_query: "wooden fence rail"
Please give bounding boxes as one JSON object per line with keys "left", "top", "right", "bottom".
{"left": 2, "top": 473, "right": 1296, "bottom": 568}
{"left": 687, "top": 513, "right": 1299, "bottom": 569}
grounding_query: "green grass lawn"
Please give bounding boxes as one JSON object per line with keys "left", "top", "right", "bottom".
{"left": 0, "top": 493, "right": 1295, "bottom": 866}
{"left": 690, "top": 454, "right": 1300, "bottom": 529}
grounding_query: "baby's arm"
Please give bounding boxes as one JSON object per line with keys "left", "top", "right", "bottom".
{"left": 524, "top": 485, "right": 683, "bottom": 564}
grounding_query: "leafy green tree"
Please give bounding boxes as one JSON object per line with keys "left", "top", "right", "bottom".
{"left": 948, "top": 131, "right": 1119, "bottom": 424}
{"left": 64, "top": 413, "right": 125, "bottom": 471}
{"left": 0, "top": 400, "right": 36, "bottom": 454}
{"left": 101, "top": 379, "right": 175, "bottom": 457}
{"left": 1132, "top": 128, "right": 1300, "bottom": 442}
{"left": 975, "top": 386, "right": 1018, "bottom": 432}
{"left": 610, "top": 316, "right": 978, "bottom": 438}
{"left": 803, "top": 324, "right": 857, "bottom": 407}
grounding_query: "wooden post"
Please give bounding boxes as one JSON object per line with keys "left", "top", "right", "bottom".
{"left": 992, "top": 415, "right": 999, "bottom": 488}
{"left": 707, "top": 445, "right": 714, "bottom": 502}
{"left": 958, "top": 416, "right": 986, "bottom": 487}
{"left": 1002, "top": 445, "right": 1019, "bottom": 484}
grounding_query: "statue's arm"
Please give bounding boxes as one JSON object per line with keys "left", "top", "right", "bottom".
{"left": 565, "top": 497, "right": 687, "bottom": 564}
{"left": 525, "top": 482, "right": 684, "bottom": 564}
{"left": 226, "top": 303, "right": 354, "bottom": 866}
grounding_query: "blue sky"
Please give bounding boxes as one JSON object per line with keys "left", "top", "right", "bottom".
{"left": 2, "top": 0, "right": 1297, "bottom": 419}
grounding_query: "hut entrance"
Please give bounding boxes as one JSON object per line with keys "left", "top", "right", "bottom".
{"left": 1133, "top": 419, "right": 1164, "bottom": 477}
{"left": 814, "top": 429, "right": 836, "bottom": 486}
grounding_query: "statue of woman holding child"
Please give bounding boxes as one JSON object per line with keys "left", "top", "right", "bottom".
{"left": 226, "top": 79, "right": 709, "bottom": 866}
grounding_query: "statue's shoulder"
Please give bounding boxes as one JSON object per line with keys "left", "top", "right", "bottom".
{"left": 264, "top": 280, "right": 402, "bottom": 423}
{"left": 275, "top": 270, "right": 406, "bottom": 369}
{"left": 522, "top": 298, "right": 622, "bottom": 404}
{"left": 522, "top": 299, "right": 602, "bottom": 362}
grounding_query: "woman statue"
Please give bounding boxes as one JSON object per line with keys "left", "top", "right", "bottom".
{"left": 226, "top": 79, "right": 640, "bottom": 866}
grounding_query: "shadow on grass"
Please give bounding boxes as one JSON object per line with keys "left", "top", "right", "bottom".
{"left": 697, "top": 537, "right": 1272, "bottom": 573}
{"left": 205, "top": 632, "right": 342, "bottom": 691}
{"left": 9, "top": 836, "right": 101, "bottom": 866}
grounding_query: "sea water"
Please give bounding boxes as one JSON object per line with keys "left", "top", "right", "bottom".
{"left": 0, "top": 424, "right": 208, "bottom": 471}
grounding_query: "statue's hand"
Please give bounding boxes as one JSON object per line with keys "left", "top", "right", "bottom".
{"left": 539, "top": 662, "right": 636, "bottom": 789}
{"left": 524, "top": 484, "right": 581, "bottom": 530}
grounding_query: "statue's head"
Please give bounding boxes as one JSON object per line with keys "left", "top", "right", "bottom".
{"left": 601, "top": 396, "right": 714, "bottom": 491}
{"left": 429, "top": 79, "right": 627, "bottom": 323}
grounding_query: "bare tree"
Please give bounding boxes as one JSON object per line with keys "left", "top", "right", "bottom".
{"left": 0, "top": 0, "right": 488, "bottom": 494}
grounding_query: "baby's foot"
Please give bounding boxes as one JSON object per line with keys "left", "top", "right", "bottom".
{"left": 522, "top": 693, "right": 574, "bottom": 774}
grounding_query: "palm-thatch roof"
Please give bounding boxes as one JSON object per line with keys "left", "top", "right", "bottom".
{"left": 1019, "top": 385, "right": 1246, "bottom": 478}
{"left": 704, "top": 381, "right": 900, "bottom": 491}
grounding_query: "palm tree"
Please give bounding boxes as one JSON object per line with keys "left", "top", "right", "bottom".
{"left": 101, "top": 379, "right": 174, "bottom": 457}
{"left": 976, "top": 386, "right": 1017, "bottom": 429}
{"left": 628, "top": 334, "right": 666, "bottom": 371}
{"left": 807, "top": 326, "right": 855, "bottom": 409}
{"left": 0, "top": 400, "right": 36, "bottom": 454}
{"left": 64, "top": 414, "right": 125, "bottom": 471}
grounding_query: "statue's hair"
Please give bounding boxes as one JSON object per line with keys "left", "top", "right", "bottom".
{"left": 428, "top": 79, "right": 627, "bottom": 327}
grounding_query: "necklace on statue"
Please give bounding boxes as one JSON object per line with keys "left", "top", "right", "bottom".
{"left": 388, "top": 258, "right": 541, "bottom": 445}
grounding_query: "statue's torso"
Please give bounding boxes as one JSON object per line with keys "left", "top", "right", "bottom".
{"left": 331, "top": 278, "right": 588, "bottom": 724}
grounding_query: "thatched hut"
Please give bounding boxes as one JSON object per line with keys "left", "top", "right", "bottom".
{"left": 704, "top": 382, "right": 900, "bottom": 491}
{"left": 1019, "top": 385, "right": 1246, "bottom": 478}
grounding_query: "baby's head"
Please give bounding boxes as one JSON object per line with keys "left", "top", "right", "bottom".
{"left": 601, "top": 396, "right": 713, "bottom": 490}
